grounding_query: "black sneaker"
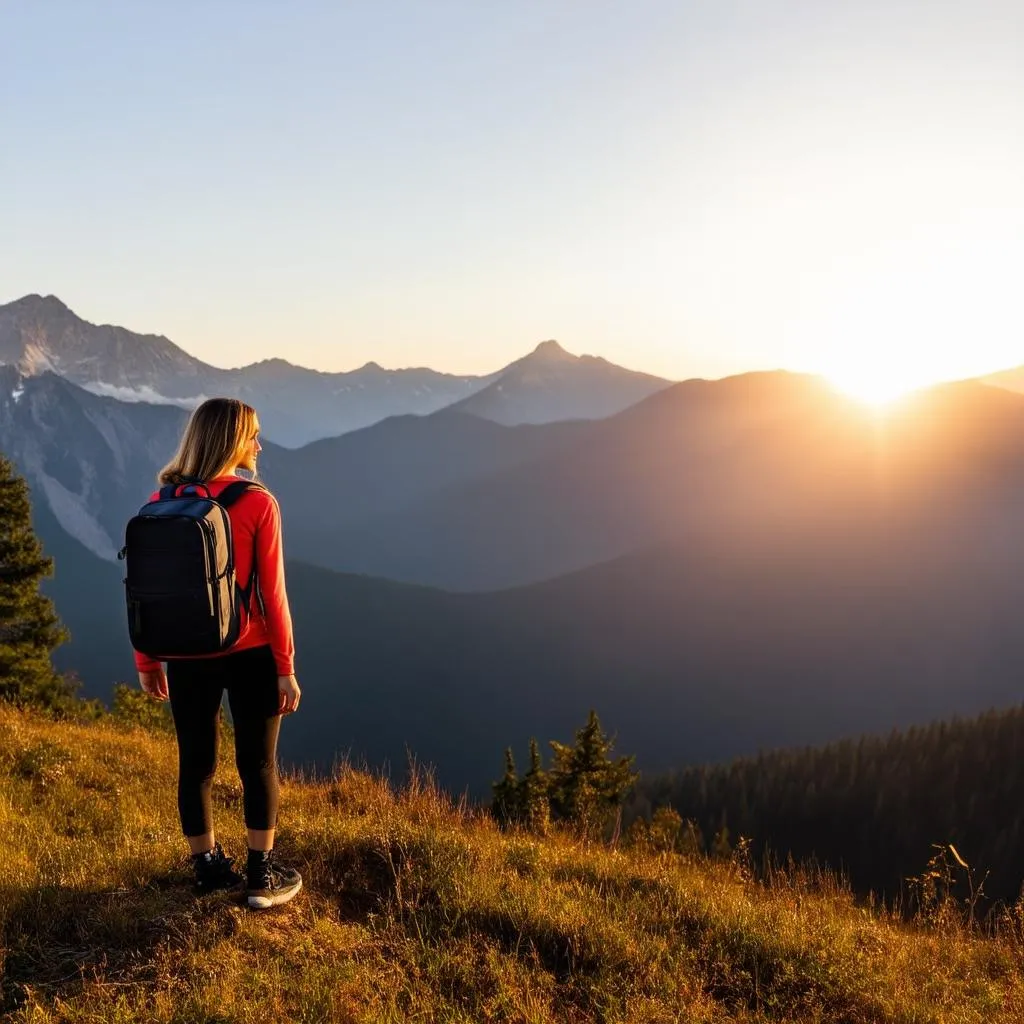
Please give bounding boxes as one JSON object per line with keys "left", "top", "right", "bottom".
{"left": 246, "top": 850, "right": 302, "bottom": 909}
{"left": 193, "top": 843, "right": 243, "bottom": 895}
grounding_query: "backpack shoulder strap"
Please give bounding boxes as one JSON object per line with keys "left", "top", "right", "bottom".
{"left": 218, "top": 480, "right": 270, "bottom": 618}
{"left": 217, "top": 480, "right": 268, "bottom": 508}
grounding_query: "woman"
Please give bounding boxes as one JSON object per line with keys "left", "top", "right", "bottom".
{"left": 136, "top": 397, "right": 303, "bottom": 909}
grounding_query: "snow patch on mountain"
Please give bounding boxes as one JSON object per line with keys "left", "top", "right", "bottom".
{"left": 82, "top": 381, "right": 207, "bottom": 409}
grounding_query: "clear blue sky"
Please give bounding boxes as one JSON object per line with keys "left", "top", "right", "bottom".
{"left": 2, "top": 1, "right": 1022, "bottom": 390}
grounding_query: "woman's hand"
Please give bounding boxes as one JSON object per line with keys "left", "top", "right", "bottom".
{"left": 138, "top": 668, "right": 169, "bottom": 701}
{"left": 277, "top": 674, "right": 301, "bottom": 715}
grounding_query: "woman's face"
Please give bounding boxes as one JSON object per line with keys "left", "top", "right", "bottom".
{"left": 238, "top": 421, "right": 262, "bottom": 472}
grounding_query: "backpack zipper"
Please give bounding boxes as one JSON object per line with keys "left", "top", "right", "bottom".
{"left": 197, "top": 517, "right": 221, "bottom": 628}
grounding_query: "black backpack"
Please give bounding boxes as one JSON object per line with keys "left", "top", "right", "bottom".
{"left": 120, "top": 480, "right": 266, "bottom": 659}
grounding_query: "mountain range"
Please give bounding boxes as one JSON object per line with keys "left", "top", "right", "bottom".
{"left": 6, "top": 291, "right": 1024, "bottom": 797}
{"left": 9, "top": 359, "right": 1024, "bottom": 797}
{"left": 276, "top": 371, "right": 1024, "bottom": 589}
{"left": 0, "top": 295, "right": 672, "bottom": 446}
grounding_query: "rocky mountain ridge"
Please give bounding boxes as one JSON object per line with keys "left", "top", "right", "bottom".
{"left": 0, "top": 295, "right": 672, "bottom": 445}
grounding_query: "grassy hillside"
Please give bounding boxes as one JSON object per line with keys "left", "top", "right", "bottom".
{"left": 3, "top": 705, "right": 1024, "bottom": 1023}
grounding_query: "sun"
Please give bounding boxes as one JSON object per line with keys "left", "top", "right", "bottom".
{"left": 824, "top": 365, "right": 924, "bottom": 408}
{"left": 814, "top": 340, "right": 946, "bottom": 409}
{"left": 790, "top": 227, "right": 1024, "bottom": 411}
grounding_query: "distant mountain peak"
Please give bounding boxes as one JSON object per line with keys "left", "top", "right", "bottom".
{"left": 7, "top": 293, "right": 72, "bottom": 315}
{"left": 441, "top": 339, "right": 672, "bottom": 426}
{"left": 253, "top": 357, "right": 298, "bottom": 369}
{"left": 529, "top": 340, "right": 575, "bottom": 362}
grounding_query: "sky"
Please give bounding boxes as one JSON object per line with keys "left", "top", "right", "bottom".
{"left": 1, "top": 1, "right": 1022, "bottom": 392}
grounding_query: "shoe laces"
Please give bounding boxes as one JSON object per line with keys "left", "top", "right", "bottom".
{"left": 197, "top": 843, "right": 236, "bottom": 877}
{"left": 250, "top": 849, "right": 277, "bottom": 888}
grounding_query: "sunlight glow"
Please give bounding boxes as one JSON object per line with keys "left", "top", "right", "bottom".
{"left": 824, "top": 367, "right": 925, "bottom": 407}
{"left": 820, "top": 344, "right": 940, "bottom": 407}
{"left": 793, "top": 227, "right": 1024, "bottom": 410}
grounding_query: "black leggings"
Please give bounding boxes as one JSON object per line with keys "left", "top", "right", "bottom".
{"left": 167, "top": 644, "right": 281, "bottom": 836}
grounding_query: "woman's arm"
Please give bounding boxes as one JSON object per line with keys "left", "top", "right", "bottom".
{"left": 254, "top": 492, "right": 296, "bottom": 677}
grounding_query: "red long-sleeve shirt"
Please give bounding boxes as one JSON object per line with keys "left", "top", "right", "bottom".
{"left": 132, "top": 475, "right": 296, "bottom": 676}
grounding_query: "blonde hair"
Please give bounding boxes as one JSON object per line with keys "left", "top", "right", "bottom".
{"left": 159, "top": 398, "right": 260, "bottom": 486}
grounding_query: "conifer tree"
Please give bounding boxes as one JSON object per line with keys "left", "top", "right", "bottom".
{"left": 549, "top": 709, "right": 638, "bottom": 838}
{"left": 491, "top": 746, "right": 523, "bottom": 828}
{"left": 0, "top": 455, "right": 71, "bottom": 709}
{"left": 520, "top": 737, "right": 550, "bottom": 835}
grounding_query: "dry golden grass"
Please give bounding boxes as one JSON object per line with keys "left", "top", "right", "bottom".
{"left": 1, "top": 702, "right": 1023, "bottom": 1023}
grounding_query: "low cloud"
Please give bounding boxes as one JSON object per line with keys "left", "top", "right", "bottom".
{"left": 81, "top": 382, "right": 207, "bottom": 409}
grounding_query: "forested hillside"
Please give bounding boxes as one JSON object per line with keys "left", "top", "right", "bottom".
{"left": 629, "top": 705, "right": 1024, "bottom": 904}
